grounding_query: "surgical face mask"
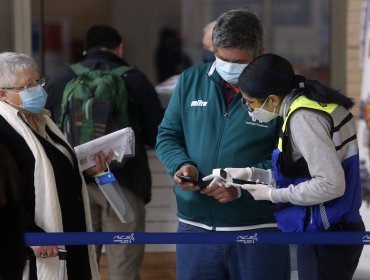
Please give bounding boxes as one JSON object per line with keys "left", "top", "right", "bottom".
{"left": 248, "top": 97, "right": 279, "bottom": 123}
{"left": 19, "top": 85, "right": 47, "bottom": 113}
{"left": 215, "top": 57, "right": 248, "bottom": 85}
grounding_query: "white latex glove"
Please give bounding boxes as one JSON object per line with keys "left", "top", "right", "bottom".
{"left": 208, "top": 177, "right": 226, "bottom": 187}
{"left": 224, "top": 167, "right": 252, "bottom": 181}
{"left": 203, "top": 170, "right": 242, "bottom": 198}
{"left": 207, "top": 178, "right": 241, "bottom": 198}
{"left": 202, "top": 168, "right": 231, "bottom": 182}
{"left": 242, "top": 184, "right": 274, "bottom": 202}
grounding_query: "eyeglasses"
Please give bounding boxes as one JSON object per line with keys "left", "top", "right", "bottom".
{"left": 241, "top": 96, "right": 269, "bottom": 112}
{"left": 1, "top": 77, "right": 46, "bottom": 93}
{"left": 241, "top": 97, "right": 255, "bottom": 112}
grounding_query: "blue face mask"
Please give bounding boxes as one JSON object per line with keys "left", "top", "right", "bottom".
{"left": 19, "top": 85, "right": 47, "bottom": 113}
{"left": 215, "top": 57, "right": 248, "bottom": 85}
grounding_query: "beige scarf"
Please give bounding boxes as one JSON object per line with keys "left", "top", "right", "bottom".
{"left": 0, "top": 102, "right": 99, "bottom": 279}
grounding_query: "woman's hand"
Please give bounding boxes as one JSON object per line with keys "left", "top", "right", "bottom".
{"left": 31, "top": 245, "right": 59, "bottom": 258}
{"left": 242, "top": 183, "right": 274, "bottom": 201}
{"left": 84, "top": 150, "right": 114, "bottom": 176}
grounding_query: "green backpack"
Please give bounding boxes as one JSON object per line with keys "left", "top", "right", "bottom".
{"left": 60, "top": 63, "right": 132, "bottom": 147}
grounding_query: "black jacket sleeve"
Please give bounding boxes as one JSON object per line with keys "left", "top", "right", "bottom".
{"left": 45, "top": 66, "right": 76, "bottom": 124}
{"left": 123, "top": 69, "right": 164, "bottom": 148}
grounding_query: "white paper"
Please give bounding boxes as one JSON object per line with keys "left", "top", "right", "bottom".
{"left": 74, "top": 127, "right": 135, "bottom": 170}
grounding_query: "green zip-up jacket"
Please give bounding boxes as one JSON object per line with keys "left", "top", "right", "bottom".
{"left": 156, "top": 63, "right": 282, "bottom": 230}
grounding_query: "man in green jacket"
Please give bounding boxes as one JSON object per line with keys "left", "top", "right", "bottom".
{"left": 156, "top": 8, "right": 290, "bottom": 280}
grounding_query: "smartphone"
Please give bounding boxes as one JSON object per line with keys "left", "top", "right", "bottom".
{"left": 176, "top": 174, "right": 207, "bottom": 189}
{"left": 176, "top": 174, "right": 199, "bottom": 184}
{"left": 220, "top": 169, "right": 228, "bottom": 180}
{"left": 231, "top": 178, "right": 257, "bottom": 186}
{"left": 219, "top": 169, "right": 258, "bottom": 186}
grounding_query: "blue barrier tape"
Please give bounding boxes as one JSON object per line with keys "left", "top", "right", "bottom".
{"left": 25, "top": 232, "right": 370, "bottom": 246}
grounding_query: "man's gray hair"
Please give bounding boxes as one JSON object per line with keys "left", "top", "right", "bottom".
{"left": 0, "top": 52, "right": 38, "bottom": 88}
{"left": 212, "top": 8, "right": 263, "bottom": 58}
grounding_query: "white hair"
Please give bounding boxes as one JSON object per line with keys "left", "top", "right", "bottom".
{"left": 0, "top": 52, "right": 38, "bottom": 88}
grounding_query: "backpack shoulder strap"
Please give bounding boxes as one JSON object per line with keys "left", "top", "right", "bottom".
{"left": 69, "top": 63, "right": 90, "bottom": 75}
{"left": 111, "top": 65, "right": 133, "bottom": 76}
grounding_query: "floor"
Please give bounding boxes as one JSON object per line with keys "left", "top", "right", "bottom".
{"left": 99, "top": 247, "right": 369, "bottom": 280}
{"left": 99, "top": 252, "right": 176, "bottom": 280}
{"left": 99, "top": 250, "right": 297, "bottom": 280}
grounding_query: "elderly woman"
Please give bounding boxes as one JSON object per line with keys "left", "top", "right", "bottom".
{"left": 0, "top": 52, "right": 107, "bottom": 279}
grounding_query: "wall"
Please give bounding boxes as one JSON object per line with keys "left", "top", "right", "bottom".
{"left": 3, "top": 0, "right": 363, "bottom": 93}
{"left": 0, "top": 0, "right": 13, "bottom": 51}
{"left": 31, "top": 0, "right": 182, "bottom": 83}
{"left": 346, "top": 0, "right": 365, "bottom": 118}
{"left": 32, "top": 0, "right": 111, "bottom": 45}
{"left": 29, "top": 0, "right": 112, "bottom": 74}
{"left": 343, "top": 3, "right": 370, "bottom": 276}
{"left": 111, "top": 0, "right": 182, "bottom": 84}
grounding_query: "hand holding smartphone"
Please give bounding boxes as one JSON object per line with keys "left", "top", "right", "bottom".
{"left": 176, "top": 174, "right": 207, "bottom": 189}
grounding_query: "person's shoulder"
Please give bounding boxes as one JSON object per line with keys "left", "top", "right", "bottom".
{"left": 184, "top": 63, "right": 210, "bottom": 73}
{"left": 289, "top": 108, "right": 332, "bottom": 130}
{"left": 122, "top": 67, "right": 153, "bottom": 85}
{"left": 0, "top": 114, "right": 16, "bottom": 135}
{"left": 47, "top": 64, "right": 75, "bottom": 84}
{"left": 124, "top": 66, "right": 146, "bottom": 77}
{"left": 179, "top": 63, "right": 212, "bottom": 79}
{"left": 293, "top": 107, "right": 331, "bottom": 119}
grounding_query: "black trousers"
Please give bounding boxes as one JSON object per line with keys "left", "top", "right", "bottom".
{"left": 297, "top": 221, "right": 365, "bottom": 280}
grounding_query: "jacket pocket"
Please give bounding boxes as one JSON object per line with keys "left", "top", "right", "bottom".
{"left": 274, "top": 204, "right": 307, "bottom": 232}
{"left": 306, "top": 203, "right": 330, "bottom": 232}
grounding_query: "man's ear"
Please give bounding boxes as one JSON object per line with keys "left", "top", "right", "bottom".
{"left": 269, "top": 94, "right": 281, "bottom": 108}
{"left": 117, "top": 42, "right": 124, "bottom": 58}
{"left": 109, "top": 43, "right": 124, "bottom": 59}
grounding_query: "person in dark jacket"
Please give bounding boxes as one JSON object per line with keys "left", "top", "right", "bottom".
{"left": 154, "top": 27, "right": 192, "bottom": 82}
{"left": 0, "top": 141, "right": 25, "bottom": 280}
{"left": 45, "top": 25, "right": 164, "bottom": 280}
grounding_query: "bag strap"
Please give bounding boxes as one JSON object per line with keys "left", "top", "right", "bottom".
{"left": 69, "top": 63, "right": 90, "bottom": 75}
{"left": 70, "top": 63, "right": 132, "bottom": 76}
{"left": 111, "top": 65, "right": 133, "bottom": 76}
